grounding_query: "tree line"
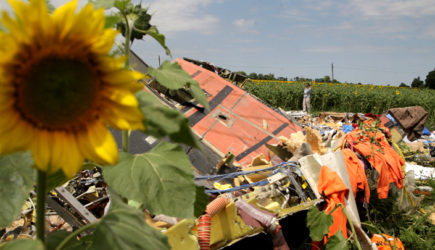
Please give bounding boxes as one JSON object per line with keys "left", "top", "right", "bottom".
{"left": 234, "top": 68, "right": 435, "bottom": 89}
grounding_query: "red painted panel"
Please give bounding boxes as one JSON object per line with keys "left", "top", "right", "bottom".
{"left": 177, "top": 59, "right": 302, "bottom": 165}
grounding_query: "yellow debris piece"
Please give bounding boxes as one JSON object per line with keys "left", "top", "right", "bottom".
{"left": 164, "top": 219, "right": 199, "bottom": 250}
{"left": 213, "top": 182, "right": 233, "bottom": 190}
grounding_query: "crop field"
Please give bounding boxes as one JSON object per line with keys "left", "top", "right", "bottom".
{"left": 244, "top": 80, "right": 435, "bottom": 129}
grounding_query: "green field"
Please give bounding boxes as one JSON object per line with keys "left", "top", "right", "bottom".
{"left": 244, "top": 80, "right": 435, "bottom": 130}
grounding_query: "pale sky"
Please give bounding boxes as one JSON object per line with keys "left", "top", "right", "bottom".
{"left": 1, "top": 0, "right": 435, "bottom": 85}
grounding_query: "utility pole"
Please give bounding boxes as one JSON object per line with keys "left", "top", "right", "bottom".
{"left": 158, "top": 55, "right": 161, "bottom": 66}
{"left": 331, "top": 63, "right": 334, "bottom": 82}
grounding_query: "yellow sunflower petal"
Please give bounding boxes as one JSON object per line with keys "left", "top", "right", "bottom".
{"left": 52, "top": 0, "right": 78, "bottom": 40}
{"left": 0, "top": 0, "right": 144, "bottom": 175}
{"left": 1, "top": 12, "right": 28, "bottom": 43}
{"left": 91, "top": 28, "right": 118, "bottom": 54}
{"left": 103, "top": 86, "right": 140, "bottom": 107}
{"left": 77, "top": 123, "right": 118, "bottom": 165}
{"left": 98, "top": 56, "right": 126, "bottom": 72}
{"left": 103, "top": 69, "right": 144, "bottom": 86}
{"left": 0, "top": 116, "right": 33, "bottom": 155}
{"left": 51, "top": 131, "right": 84, "bottom": 177}
{"left": 101, "top": 100, "right": 144, "bottom": 130}
{"left": 31, "top": 129, "right": 52, "bottom": 172}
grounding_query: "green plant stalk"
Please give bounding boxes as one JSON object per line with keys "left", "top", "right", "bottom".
{"left": 55, "top": 222, "right": 98, "bottom": 250}
{"left": 337, "top": 203, "right": 362, "bottom": 250}
{"left": 121, "top": 12, "right": 132, "bottom": 153}
{"left": 36, "top": 170, "right": 47, "bottom": 243}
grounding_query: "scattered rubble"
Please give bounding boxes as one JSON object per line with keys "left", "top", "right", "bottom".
{"left": 1, "top": 54, "right": 434, "bottom": 250}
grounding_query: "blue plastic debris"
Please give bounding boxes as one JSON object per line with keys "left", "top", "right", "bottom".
{"left": 342, "top": 124, "right": 354, "bottom": 134}
{"left": 422, "top": 127, "right": 430, "bottom": 136}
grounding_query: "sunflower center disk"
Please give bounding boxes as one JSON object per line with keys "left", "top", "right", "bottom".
{"left": 18, "top": 59, "right": 99, "bottom": 130}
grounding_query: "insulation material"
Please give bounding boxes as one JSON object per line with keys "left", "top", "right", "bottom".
{"left": 279, "top": 131, "right": 306, "bottom": 153}
{"left": 305, "top": 127, "right": 326, "bottom": 155}
{"left": 250, "top": 153, "right": 271, "bottom": 167}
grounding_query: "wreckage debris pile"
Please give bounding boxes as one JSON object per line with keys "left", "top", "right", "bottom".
{"left": 1, "top": 107, "right": 434, "bottom": 250}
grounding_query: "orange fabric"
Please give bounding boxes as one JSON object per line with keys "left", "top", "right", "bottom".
{"left": 371, "top": 234, "right": 404, "bottom": 250}
{"left": 342, "top": 122, "right": 404, "bottom": 199}
{"left": 318, "top": 166, "right": 349, "bottom": 239}
{"left": 341, "top": 149, "right": 370, "bottom": 203}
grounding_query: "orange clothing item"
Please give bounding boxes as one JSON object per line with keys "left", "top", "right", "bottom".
{"left": 318, "top": 166, "right": 349, "bottom": 239}
{"left": 371, "top": 234, "right": 404, "bottom": 250}
{"left": 343, "top": 127, "right": 404, "bottom": 199}
{"left": 341, "top": 149, "right": 370, "bottom": 203}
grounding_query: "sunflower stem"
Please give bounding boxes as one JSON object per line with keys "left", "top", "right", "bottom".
{"left": 55, "top": 222, "right": 97, "bottom": 250}
{"left": 36, "top": 170, "right": 47, "bottom": 243}
{"left": 122, "top": 130, "right": 129, "bottom": 152}
{"left": 121, "top": 13, "right": 132, "bottom": 153}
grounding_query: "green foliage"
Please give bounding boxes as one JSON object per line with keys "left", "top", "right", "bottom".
{"left": 46, "top": 231, "right": 85, "bottom": 250}
{"left": 86, "top": 190, "right": 170, "bottom": 250}
{"left": 148, "top": 61, "right": 210, "bottom": 110}
{"left": 46, "top": 170, "right": 68, "bottom": 192}
{"left": 244, "top": 81, "right": 435, "bottom": 129}
{"left": 306, "top": 206, "right": 333, "bottom": 241}
{"left": 105, "top": 15, "right": 122, "bottom": 28}
{"left": 0, "top": 239, "right": 44, "bottom": 250}
{"left": 0, "top": 152, "right": 34, "bottom": 227}
{"left": 47, "top": 190, "right": 170, "bottom": 250}
{"left": 134, "top": 26, "right": 171, "bottom": 56}
{"left": 365, "top": 186, "right": 435, "bottom": 249}
{"left": 136, "top": 90, "right": 200, "bottom": 148}
{"left": 411, "top": 77, "right": 424, "bottom": 88}
{"left": 88, "top": 0, "right": 116, "bottom": 9}
{"left": 325, "top": 230, "right": 349, "bottom": 250}
{"left": 103, "top": 143, "right": 196, "bottom": 218}
{"left": 194, "top": 185, "right": 208, "bottom": 217}
{"left": 425, "top": 69, "right": 435, "bottom": 89}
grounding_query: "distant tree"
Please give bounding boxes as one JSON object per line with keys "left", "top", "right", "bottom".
{"left": 425, "top": 69, "right": 435, "bottom": 89}
{"left": 294, "top": 76, "right": 300, "bottom": 81}
{"left": 235, "top": 71, "right": 247, "bottom": 76}
{"left": 264, "top": 73, "right": 275, "bottom": 80}
{"left": 248, "top": 72, "right": 258, "bottom": 79}
{"left": 399, "top": 82, "right": 409, "bottom": 88}
{"left": 411, "top": 77, "right": 424, "bottom": 88}
{"left": 324, "top": 75, "right": 331, "bottom": 82}
{"left": 277, "top": 77, "right": 288, "bottom": 81}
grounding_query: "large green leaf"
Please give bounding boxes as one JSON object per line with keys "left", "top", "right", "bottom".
{"left": 136, "top": 90, "right": 200, "bottom": 148}
{"left": 88, "top": 0, "right": 115, "bottom": 9}
{"left": 0, "top": 239, "right": 44, "bottom": 250}
{"left": 325, "top": 230, "right": 349, "bottom": 250}
{"left": 147, "top": 61, "right": 190, "bottom": 90}
{"left": 187, "top": 81, "right": 210, "bottom": 110}
{"left": 46, "top": 170, "right": 68, "bottom": 192}
{"left": 114, "top": 0, "right": 129, "bottom": 11}
{"left": 46, "top": 230, "right": 89, "bottom": 250}
{"left": 306, "top": 206, "right": 333, "bottom": 241}
{"left": 103, "top": 143, "right": 196, "bottom": 218}
{"left": 105, "top": 15, "right": 121, "bottom": 28}
{"left": 147, "top": 61, "right": 209, "bottom": 109}
{"left": 194, "top": 185, "right": 208, "bottom": 218}
{"left": 88, "top": 190, "right": 170, "bottom": 250}
{"left": 139, "top": 26, "right": 171, "bottom": 56}
{"left": 0, "top": 152, "right": 34, "bottom": 227}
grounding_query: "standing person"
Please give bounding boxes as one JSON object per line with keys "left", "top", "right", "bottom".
{"left": 303, "top": 82, "right": 311, "bottom": 113}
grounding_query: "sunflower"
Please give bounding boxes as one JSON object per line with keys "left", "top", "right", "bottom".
{"left": 0, "top": 0, "right": 144, "bottom": 177}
